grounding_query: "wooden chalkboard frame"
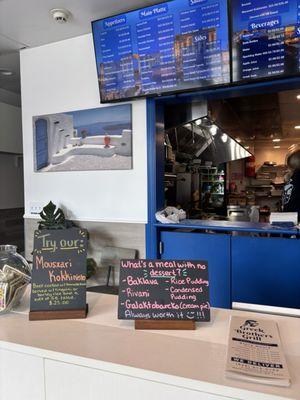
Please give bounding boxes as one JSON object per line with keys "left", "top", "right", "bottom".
{"left": 135, "top": 320, "right": 196, "bottom": 330}
{"left": 29, "top": 304, "right": 88, "bottom": 321}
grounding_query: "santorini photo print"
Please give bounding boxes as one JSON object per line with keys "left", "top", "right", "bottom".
{"left": 33, "top": 104, "right": 132, "bottom": 172}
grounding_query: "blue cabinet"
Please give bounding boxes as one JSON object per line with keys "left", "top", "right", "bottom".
{"left": 232, "top": 236, "right": 300, "bottom": 309}
{"left": 157, "top": 229, "right": 300, "bottom": 310}
{"left": 160, "top": 231, "right": 231, "bottom": 309}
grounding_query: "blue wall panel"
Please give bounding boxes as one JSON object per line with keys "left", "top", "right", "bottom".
{"left": 146, "top": 99, "right": 166, "bottom": 259}
{"left": 232, "top": 236, "right": 300, "bottom": 309}
{"left": 160, "top": 231, "right": 231, "bottom": 309}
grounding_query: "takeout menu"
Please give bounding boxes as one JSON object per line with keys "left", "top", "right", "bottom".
{"left": 30, "top": 229, "right": 88, "bottom": 312}
{"left": 118, "top": 259, "right": 210, "bottom": 321}
{"left": 92, "top": 0, "right": 230, "bottom": 101}
{"left": 232, "top": 0, "right": 300, "bottom": 81}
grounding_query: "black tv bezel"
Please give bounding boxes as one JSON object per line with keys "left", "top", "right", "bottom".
{"left": 91, "top": 0, "right": 233, "bottom": 104}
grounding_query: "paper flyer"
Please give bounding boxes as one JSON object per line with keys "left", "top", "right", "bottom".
{"left": 226, "top": 316, "right": 291, "bottom": 387}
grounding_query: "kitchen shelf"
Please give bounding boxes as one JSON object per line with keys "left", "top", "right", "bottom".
{"left": 200, "top": 165, "right": 226, "bottom": 208}
{"left": 246, "top": 185, "right": 273, "bottom": 189}
{"left": 256, "top": 195, "right": 282, "bottom": 198}
{"left": 202, "top": 180, "right": 225, "bottom": 183}
{"left": 202, "top": 174, "right": 225, "bottom": 177}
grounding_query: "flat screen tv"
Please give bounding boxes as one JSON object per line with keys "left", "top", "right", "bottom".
{"left": 232, "top": 0, "right": 300, "bottom": 83}
{"left": 92, "top": 0, "right": 230, "bottom": 102}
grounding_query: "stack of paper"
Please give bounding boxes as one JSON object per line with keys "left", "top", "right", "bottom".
{"left": 270, "top": 212, "right": 298, "bottom": 226}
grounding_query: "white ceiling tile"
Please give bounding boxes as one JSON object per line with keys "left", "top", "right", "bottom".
{"left": 0, "top": 0, "right": 162, "bottom": 93}
{"left": 0, "top": 0, "right": 161, "bottom": 47}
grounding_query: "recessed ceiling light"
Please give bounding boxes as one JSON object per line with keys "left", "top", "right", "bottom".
{"left": 0, "top": 69, "right": 13, "bottom": 76}
{"left": 236, "top": 138, "right": 241, "bottom": 143}
{"left": 221, "top": 133, "right": 228, "bottom": 143}
{"left": 273, "top": 138, "right": 281, "bottom": 142}
{"left": 245, "top": 146, "right": 250, "bottom": 150}
{"left": 274, "top": 146, "right": 281, "bottom": 149}
{"left": 297, "top": 95, "right": 300, "bottom": 100}
{"left": 295, "top": 126, "right": 300, "bottom": 129}
{"left": 210, "top": 125, "right": 218, "bottom": 136}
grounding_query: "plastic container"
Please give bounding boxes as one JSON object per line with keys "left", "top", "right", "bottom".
{"left": 249, "top": 206, "right": 260, "bottom": 223}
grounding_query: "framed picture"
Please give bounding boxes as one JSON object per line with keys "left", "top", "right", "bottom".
{"left": 33, "top": 104, "right": 132, "bottom": 172}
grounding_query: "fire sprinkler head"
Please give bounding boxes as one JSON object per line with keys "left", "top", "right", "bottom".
{"left": 50, "top": 8, "right": 72, "bottom": 24}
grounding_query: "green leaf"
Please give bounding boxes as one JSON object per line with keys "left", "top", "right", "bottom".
{"left": 38, "top": 201, "right": 68, "bottom": 230}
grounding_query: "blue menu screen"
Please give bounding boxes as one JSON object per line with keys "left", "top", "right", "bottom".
{"left": 232, "top": 0, "right": 300, "bottom": 82}
{"left": 92, "top": 0, "right": 230, "bottom": 102}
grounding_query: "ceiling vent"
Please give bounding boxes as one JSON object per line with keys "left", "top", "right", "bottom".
{"left": 50, "top": 8, "right": 72, "bottom": 24}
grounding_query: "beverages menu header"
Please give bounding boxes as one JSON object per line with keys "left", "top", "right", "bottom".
{"left": 232, "top": 0, "right": 300, "bottom": 81}
{"left": 92, "top": 0, "right": 230, "bottom": 102}
{"left": 118, "top": 259, "right": 210, "bottom": 321}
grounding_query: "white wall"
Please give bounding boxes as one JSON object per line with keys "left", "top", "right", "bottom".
{"left": 20, "top": 34, "right": 148, "bottom": 223}
{"left": 0, "top": 102, "right": 22, "bottom": 153}
{"left": 0, "top": 153, "right": 24, "bottom": 209}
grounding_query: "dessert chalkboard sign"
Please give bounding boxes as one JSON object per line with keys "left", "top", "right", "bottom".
{"left": 29, "top": 228, "right": 88, "bottom": 320}
{"left": 118, "top": 259, "right": 210, "bottom": 323}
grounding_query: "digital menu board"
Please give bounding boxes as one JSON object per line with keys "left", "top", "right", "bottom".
{"left": 232, "top": 0, "right": 300, "bottom": 82}
{"left": 92, "top": 0, "right": 230, "bottom": 102}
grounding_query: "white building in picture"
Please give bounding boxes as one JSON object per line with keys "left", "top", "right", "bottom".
{"left": 33, "top": 105, "right": 133, "bottom": 172}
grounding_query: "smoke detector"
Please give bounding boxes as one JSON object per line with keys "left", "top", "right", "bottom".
{"left": 50, "top": 8, "right": 72, "bottom": 24}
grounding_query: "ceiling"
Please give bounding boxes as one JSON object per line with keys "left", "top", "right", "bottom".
{"left": 1, "top": 0, "right": 300, "bottom": 147}
{"left": 210, "top": 89, "right": 300, "bottom": 152}
{"left": 0, "top": 0, "right": 160, "bottom": 94}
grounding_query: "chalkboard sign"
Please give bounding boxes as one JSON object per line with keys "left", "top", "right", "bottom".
{"left": 118, "top": 259, "right": 210, "bottom": 321}
{"left": 29, "top": 228, "right": 88, "bottom": 320}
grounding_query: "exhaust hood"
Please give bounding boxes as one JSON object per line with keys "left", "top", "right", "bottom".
{"left": 166, "top": 116, "right": 251, "bottom": 165}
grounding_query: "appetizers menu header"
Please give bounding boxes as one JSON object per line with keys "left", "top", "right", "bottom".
{"left": 232, "top": 0, "right": 300, "bottom": 81}
{"left": 118, "top": 259, "right": 210, "bottom": 321}
{"left": 92, "top": 0, "right": 230, "bottom": 102}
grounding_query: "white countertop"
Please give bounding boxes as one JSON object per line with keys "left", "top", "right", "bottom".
{"left": 0, "top": 289, "right": 299, "bottom": 400}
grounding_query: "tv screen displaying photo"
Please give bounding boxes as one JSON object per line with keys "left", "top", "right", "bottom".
{"left": 232, "top": 0, "right": 300, "bottom": 82}
{"left": 92, "top": 0, "right": 230, "bottom": 102}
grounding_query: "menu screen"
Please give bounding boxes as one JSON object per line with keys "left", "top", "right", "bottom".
{"left": 232, "top": 0, "right": 300, "bottom": 82}
{"left": 92, "top": 0, "right": 230, "bottom": 102}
